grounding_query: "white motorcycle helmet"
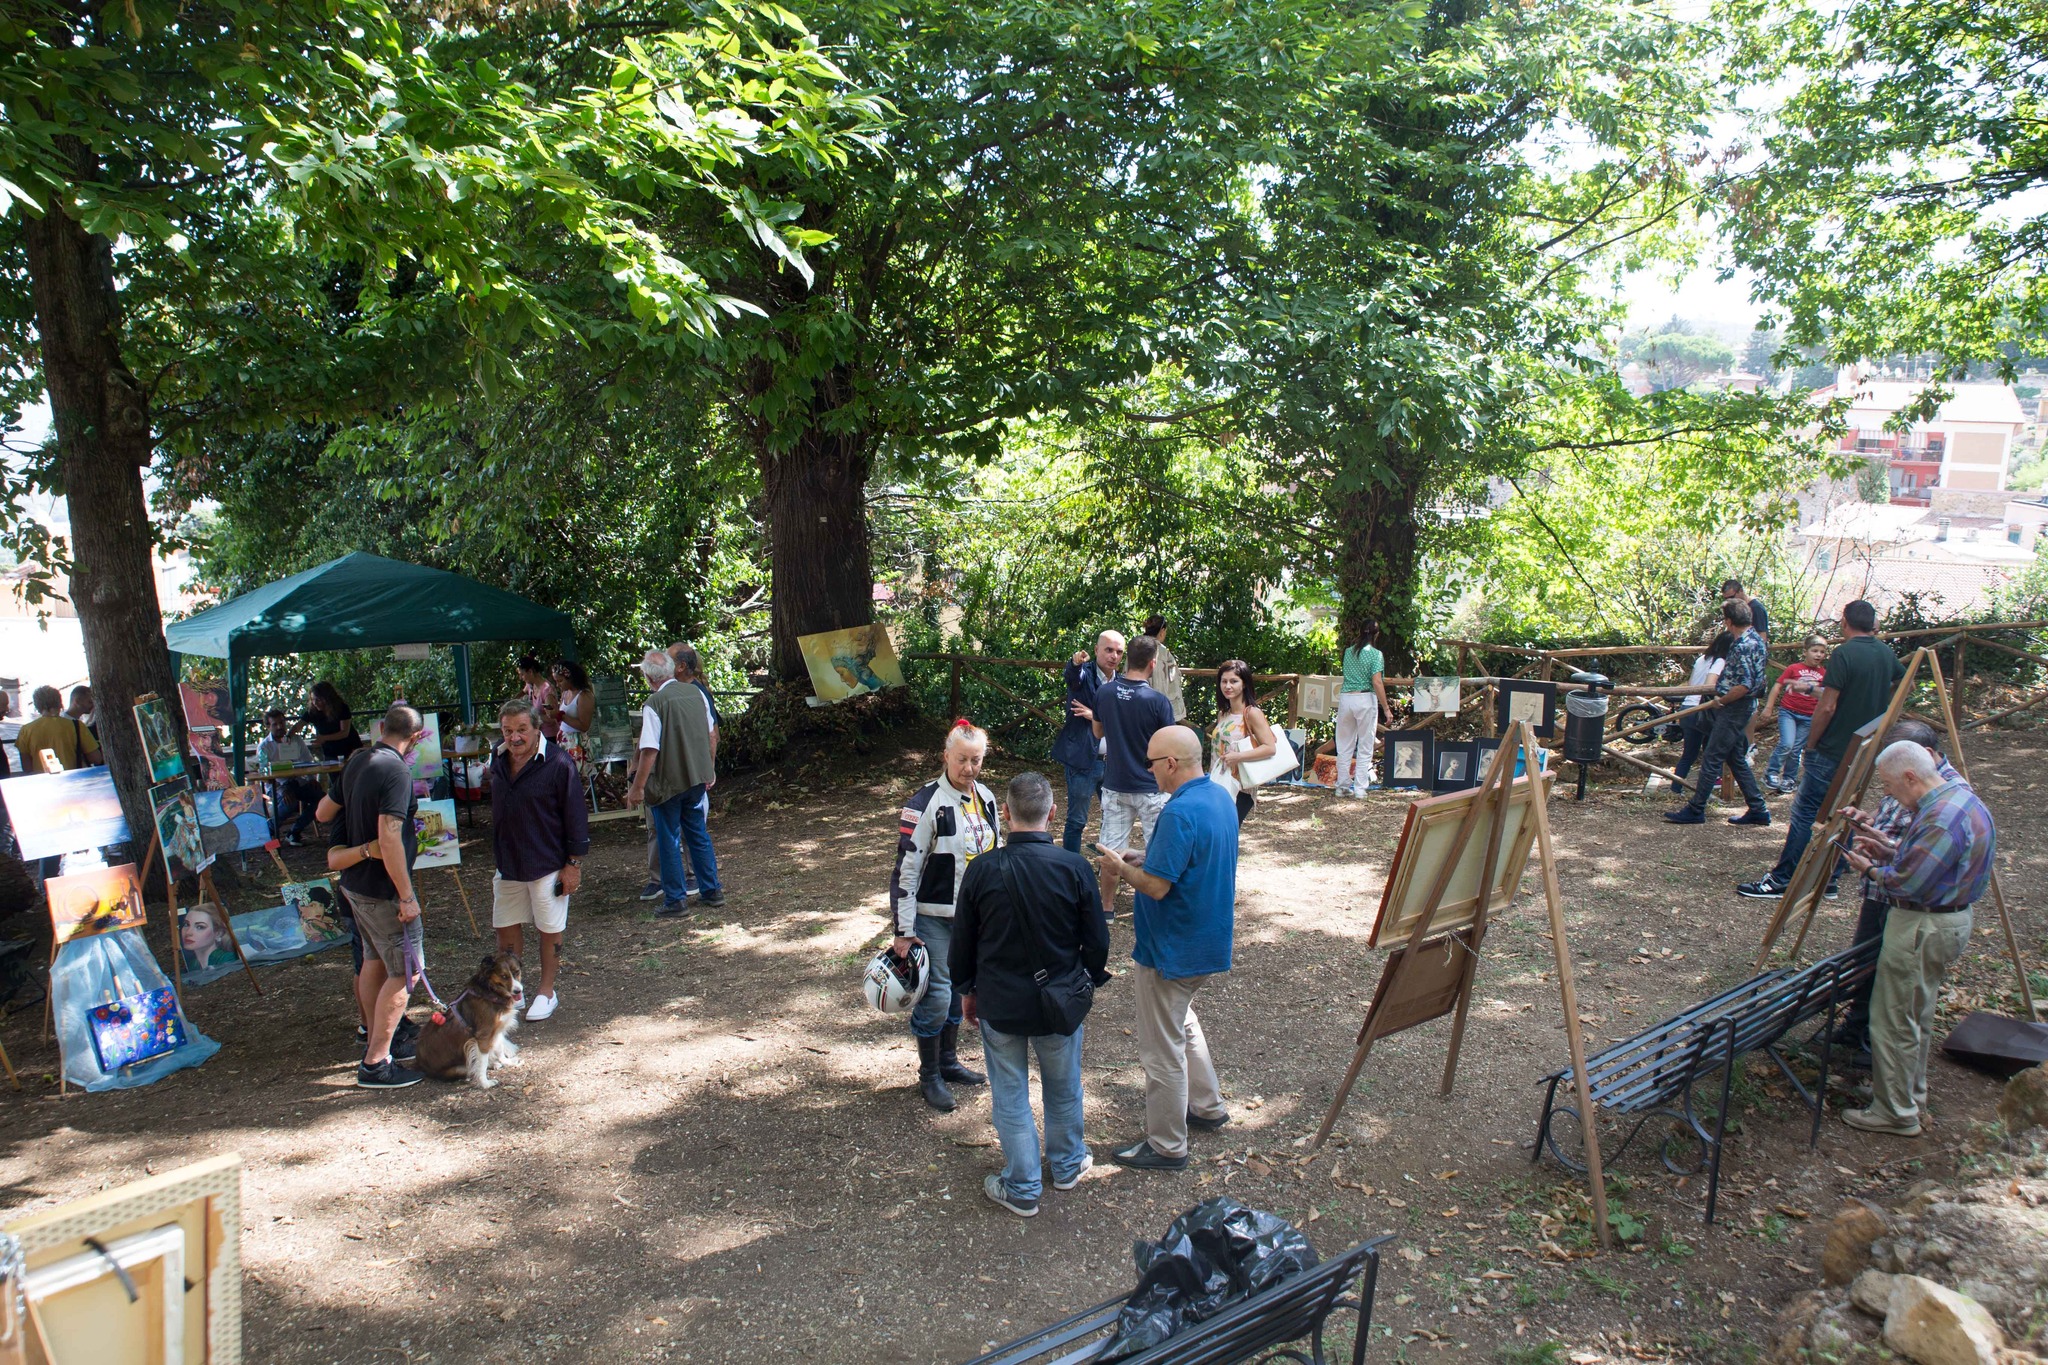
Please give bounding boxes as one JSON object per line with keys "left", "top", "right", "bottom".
{"left": 863, "top": 942, "right": 931, "bottom": 1015}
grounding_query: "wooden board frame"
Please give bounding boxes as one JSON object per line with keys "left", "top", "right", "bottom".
{"left": 1313, "top": 722, "right": 1610, "bottom": 1246}
{"left": 3, "top": 1153, "right": 242, "bottom": 1364}
{"left": 1368, "top": 767, "right": 1547, "bottom": 947}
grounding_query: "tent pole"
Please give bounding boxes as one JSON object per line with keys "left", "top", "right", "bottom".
{"left": 228, "top": 653, "right": 251, "bottom": 784}
{"left": 455, "top": 643, "right": 474, "bottom": 725}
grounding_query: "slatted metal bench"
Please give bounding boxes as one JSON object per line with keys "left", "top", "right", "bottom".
{"left": 957, "top": 1234, "right": 1395, "bottom": 1365}
{"left": 1532, "top": 938, "right": 1880, "bottom": 1221}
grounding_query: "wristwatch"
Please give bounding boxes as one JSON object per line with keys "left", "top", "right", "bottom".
{"left": 566, "top": 857, "right": 582, "bottom": 866}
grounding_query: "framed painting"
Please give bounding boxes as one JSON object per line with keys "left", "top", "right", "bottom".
{"left": 1368, "top": 769, "right": 1552, "bottom": 947}
{"left": 148, "top": 776, "right": 213, "bottom": 879}
{"left": 1475, "top": 736, "right": 1503, "bottom": 779}
{"left": 1433, "top": 740, "right": 1479, "bottom": 792}
{"left": 1411, "top": 676, "right": 1461, "bottom": 714}
{"left": 47, "top": 864, "right": 148, "bottom": 946}
{"left": 282, "top": 878, "right": 349, "bottom": 949}
{"left": 797, "top": 624, "right": 906, "bottom": 703}
{"left": 188, "top": 729, "right": 233, "bottom": 791}
{"left": 1494, "top": 680, "right": 1558, "bottom": 739}
{"left": 1382, "top": 729, "right": 1435, "bottom": 790}
{"left": 178, "top": 681, "right": 232, "bottom": 731}
{"left": 0, "top": 767, "right": 132, "bottom": 861}
{"left": 1817, "top": 714, "right": 1887, "bottom": 821}
{"left": 413, "top": 798, "right": 461, "bottom": 869}
{"left": 133, "top": 696, "right": 186, "bottom": 782}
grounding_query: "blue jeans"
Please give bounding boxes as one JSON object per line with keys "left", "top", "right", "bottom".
{"left": 649, "top": 784, "right": 720, "bottom": 903}
{"left": 1769, "top": 749, "right": 1841, "bottom": 882}
{"left": 981, "top": 1021, "right": 1086, "bottom": 1202}
{"left": 1767, "top": 712, "right": 1812, "bottom": 787}
{"left": 1062, "top": 757, "right": 1105, "bottom": 854}
{"left": 910, "top": 912, "right": 964, "bottom": 1039}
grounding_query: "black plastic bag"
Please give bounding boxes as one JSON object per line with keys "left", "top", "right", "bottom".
{"left": 1096, "top": 1198, "right": 1320, "bottom": 1362}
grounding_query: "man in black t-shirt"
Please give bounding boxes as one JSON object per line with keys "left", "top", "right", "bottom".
{"left": 1091, "top": 634, "right": 1177, "bottom": 914}
{"left": 325, "top": 704, "right": 427, "bottom": 1088}
{"left": 1738, "top": 600, "right": 1906, "bottom": 899}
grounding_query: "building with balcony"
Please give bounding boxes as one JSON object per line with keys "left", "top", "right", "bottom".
{"left": 1816, "top": 377, "right": 2027, "bottom": 506}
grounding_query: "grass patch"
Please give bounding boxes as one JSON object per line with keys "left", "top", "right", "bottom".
{"left": 1498, "top": 1343, "right": 1569, "bottom": 1365}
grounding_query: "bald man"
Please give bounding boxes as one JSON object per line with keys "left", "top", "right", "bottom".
{"left": 1099, "top": 724, "right": 1239, "bottom": 1170}
{"left": 1839, "top": 740, "right": 1995, "bottom": 1137}
{"left": 1052, "top": 630, "right": 1126, "bottom": 853}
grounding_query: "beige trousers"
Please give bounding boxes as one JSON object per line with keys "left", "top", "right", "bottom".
{"left": 1134, "top": 964, "right": 1226, "bottom": 1159}
{"left": 1869, "top": 906, "right": 1973, "bottom": 1124}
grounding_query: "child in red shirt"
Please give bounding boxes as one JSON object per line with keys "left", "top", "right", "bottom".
{"left": 1760, "top": 638, "right": 1829, "bottom": 792}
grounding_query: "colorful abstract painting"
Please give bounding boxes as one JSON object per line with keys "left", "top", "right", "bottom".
{"left": 47, "top": 863, "right": 148, "bottom": 945}
{"left": 194, "top": 785, "right": 273, "bottom": 856}
{"left": 0, "top": 767, "right": 131, "bottom": 861}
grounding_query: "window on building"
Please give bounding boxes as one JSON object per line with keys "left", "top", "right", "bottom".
{"left": 2010, "top": 527, "right": 2024, "bottom": 545}
{"left": 1816, "top": 548, "right": 1833, "bottom": 570}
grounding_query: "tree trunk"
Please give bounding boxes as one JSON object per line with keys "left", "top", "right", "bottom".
{"left": 758, "top": 430, "right": 876, "bottom": 679}
{"left": 1331, "top": 443, "right": 1425, "bottom": 671}
{"left": 23, "top": 142, "right": 185, "bottom": 854}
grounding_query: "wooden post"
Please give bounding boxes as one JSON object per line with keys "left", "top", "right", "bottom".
{"left": 450, "top": 866, "right": 483, "bottom": 939}
{"left": 0, "top": 1034, "right": 16, "bottom": 1090}
{"left": 948, "top": 656, "right": 963, "bottom": 721}
{"left": 1925, "top": 650, "right": 2036, "bottom": 1020}
{"left": 1952, "top": 636, "right": 1968, "bottom": 723}
{"left": 1523, "top": 724, "right": 1613, "bottom": 1249}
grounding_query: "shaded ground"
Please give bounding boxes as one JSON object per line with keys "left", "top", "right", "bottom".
{"left": 1, "top": 726, "right": 2042, "bottom": 1365}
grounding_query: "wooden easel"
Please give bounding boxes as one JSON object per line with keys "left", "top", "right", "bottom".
{"left": 1756, "top": 647, "right": 2036, "bottom": 1020}
{"left": 1310, "top": 722, "right": 1612, "bottom": 1247}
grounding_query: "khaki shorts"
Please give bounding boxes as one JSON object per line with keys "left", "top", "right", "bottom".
{"left": 346, "top": 891, "right": 409, "bottom": 977}
{"left": 1100, "top": 789, "right": 1168, "bottom": 853}
{"left": 493, "top": 873, "right": 570, "bottom": 935}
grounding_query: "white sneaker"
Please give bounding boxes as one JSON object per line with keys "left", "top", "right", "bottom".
{"left": 1052, "top": 1154, "right": 1095, "bottom": 1191}
{"left": 525, "top": 992, "right": 557, "bottom": 1021}
{"left": 1350, "top": 784, "right": 1369, "bottom": 799}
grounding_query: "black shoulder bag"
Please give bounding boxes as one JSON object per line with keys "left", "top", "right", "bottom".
{"left": 995, "top": 847, "right": 1094, "bottom": 1035}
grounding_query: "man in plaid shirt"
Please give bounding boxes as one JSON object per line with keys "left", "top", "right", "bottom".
{"left": 1839, "top": 741, "right": 1995, "bottom": 1136}
{"left": 1831, "top": 720, "right": 1962, "bottom": 1062}
{"left": 1665, "top": 599, "right": 1772, "bottom": 826}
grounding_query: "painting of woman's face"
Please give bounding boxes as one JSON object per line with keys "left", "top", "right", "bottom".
{"left": 182, "top": 909, "right": 223, "bottom": 953}
{"left": 1392, "top": 744, "right": 1424, "bottom": 780}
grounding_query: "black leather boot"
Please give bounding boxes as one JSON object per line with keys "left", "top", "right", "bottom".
{"left": 917, "top": 1034, "right": 955, "bottom": 1112}
{"left": 938, "top": 1022, "right": 985, "bottom": 1087}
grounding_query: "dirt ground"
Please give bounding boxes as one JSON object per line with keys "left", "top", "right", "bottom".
{"left": 2, "top": 724, "right": 2043, "bottom": 1365}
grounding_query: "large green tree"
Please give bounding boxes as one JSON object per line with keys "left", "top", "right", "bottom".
{"left": 1, "top": 0, "right": 869, "bottom": 836}
{"left": 1725, "top": 0, "right": 2048, "bottom": 373}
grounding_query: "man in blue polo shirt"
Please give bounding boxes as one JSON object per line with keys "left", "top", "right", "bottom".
{"left": 1098, "top": 724, "right": 1238, "bottom": 1171}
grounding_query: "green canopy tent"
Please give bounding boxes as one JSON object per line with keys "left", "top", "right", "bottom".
{"left": 164, "top": 552, "right": 577, "bottom": 780}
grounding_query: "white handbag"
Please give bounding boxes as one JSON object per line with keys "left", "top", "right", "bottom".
{"left": 1237, "top": 728, "right": 1300, "bottom": 790}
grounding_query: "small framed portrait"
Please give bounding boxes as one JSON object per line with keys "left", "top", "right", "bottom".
{"left": 1411, "top": 676, "right": 1461, "bottom": 714}
{"left": 1383, "top": 729, "right": 1435, "bottom": 790}
{"left": 1494, "top": 680, "right": 1558, "bottom": 739}
{"left": 1433, "top": 740, "right": 1479, "bottom": 792}
{"left": 1475, "top": 736, "right": 1503, "bottom": 780}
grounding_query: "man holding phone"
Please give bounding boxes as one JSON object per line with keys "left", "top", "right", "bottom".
{"left": 490, "top": 698, "right": 590, "bottom": 1021}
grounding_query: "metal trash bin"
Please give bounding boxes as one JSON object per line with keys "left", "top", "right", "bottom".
{"left": 1563, "top": 672, "right": 1613, "bottom": 799}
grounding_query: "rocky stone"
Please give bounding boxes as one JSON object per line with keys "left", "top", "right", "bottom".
{"left": 1824, "top": 1199, "right": 1891, "bottom": 1284}
{"left": 1885, "top": 1275, "right": 2007, "bottom": 1365}
{"left": 1852, "top": 1269, "right": 1897, "bottom": 1317}
{"left": 2001, "top": 1065, "right": 2048, "bottom": 1134}
{"left": 1874, "top": 1235, "right": 1914, "bottom": 1274}
{"left": 1920, "top": 1233, "right": 1959, "bottom": 1266}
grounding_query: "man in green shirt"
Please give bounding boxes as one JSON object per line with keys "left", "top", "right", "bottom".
{"left": 1738, "top": 600, "right": 1905, "bottom": 898}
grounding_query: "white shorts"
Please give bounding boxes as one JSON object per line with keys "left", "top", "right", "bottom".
{"left": 492, "top": 873, "right": 570, "bottom": 935}
{"left": 1100, "top": 789, "right": 1168, "bottom": 853}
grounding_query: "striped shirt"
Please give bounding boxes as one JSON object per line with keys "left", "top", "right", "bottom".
{"left": 1870, "top": 779, "right": 1995, "bottom": 911}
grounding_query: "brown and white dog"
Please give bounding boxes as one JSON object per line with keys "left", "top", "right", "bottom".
{"left": 414, "top": 952, "right": 524, "bottom": 1089}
